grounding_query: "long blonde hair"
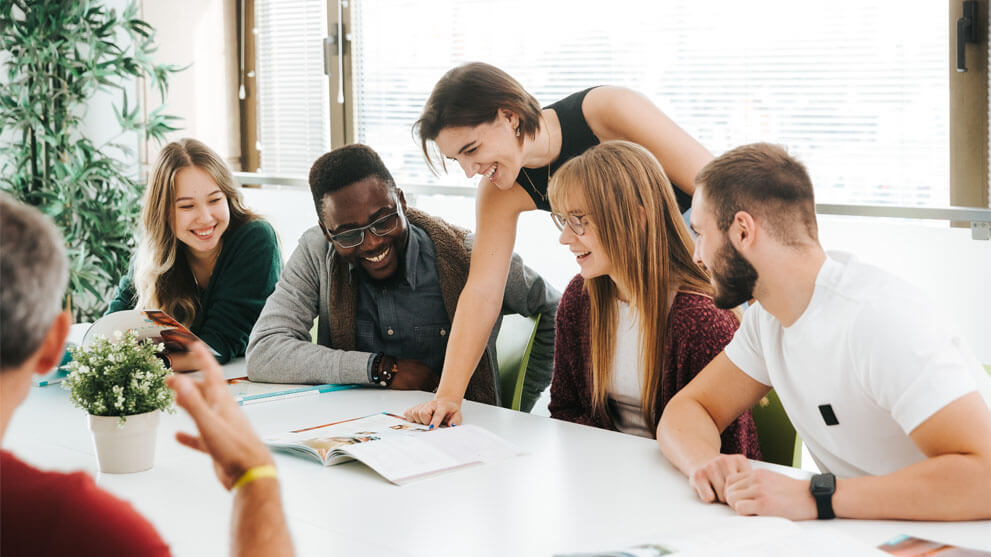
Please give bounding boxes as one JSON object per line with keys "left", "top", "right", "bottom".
{"left": 134, "top": 138, "right": 259, "bottom": 327}
{"left": 548, "top": 141, "right": 714, "bottom": 427}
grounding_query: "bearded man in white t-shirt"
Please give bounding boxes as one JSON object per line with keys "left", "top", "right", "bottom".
{"left": 656, "top": 142, "right": 991, "bottom": 521}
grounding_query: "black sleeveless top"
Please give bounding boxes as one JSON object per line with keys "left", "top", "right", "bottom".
{"left": 515, "top": 87, "right": 692, "bottom": 213}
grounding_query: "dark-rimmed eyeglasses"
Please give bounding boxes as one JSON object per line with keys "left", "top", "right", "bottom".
{"left": 550, "top": 212, "right": 588, "bottom": 236}
{"left": 328, "top": 209, "right": 403, "bottom": 248}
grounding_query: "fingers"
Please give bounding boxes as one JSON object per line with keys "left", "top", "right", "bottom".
{"left": 689, "top": 454, "right": 752, "bottom": 503}
{"left": 167, "top": 372, "right": 218, "bottom": 437}
{"left": 689, "top": 471, "right": 718, "bottom": 503}
{"left": 428, "top": 406, "right": 448, "bottom": 429}
{"left": 175, "top": 431, "right": 208, "bottom": 453}
{"left": 187, "top": 342, "right": 225, "bottom": 390}
{"left": 446, "top": 409, "right": 463, "bottom": 427}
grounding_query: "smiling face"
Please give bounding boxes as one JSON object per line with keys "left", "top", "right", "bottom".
{"left": 433, "top": 109, "right": 524, "bottom": 190}
{"left": 556, "top": 202, "right": 614, "bottom": 281}
{"left": 690, "top": 189, "right": 758, "bottom": 309}
{"left": 320, "top": 176, "right": 409, "bottom": 281}
{"left": 172, "top": 166, "right": 230, "bottom": 257}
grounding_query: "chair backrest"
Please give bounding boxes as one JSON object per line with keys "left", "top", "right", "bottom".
{"left": 495, "top": 314, "right": 541, "bottom": 411}
{"left": 751, "top": 389, "right": 801, "bottom": 467}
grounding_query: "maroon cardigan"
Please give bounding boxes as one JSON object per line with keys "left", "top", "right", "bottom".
{"left": 550, "top": 275, "right": 762, "bottom": 459}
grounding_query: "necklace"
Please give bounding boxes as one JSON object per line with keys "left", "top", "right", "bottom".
{"left": 519, "top": 127, "right": 554, "bottom": 202}
{"left": 520, "top": 166, "right": 549, "bottom": 202}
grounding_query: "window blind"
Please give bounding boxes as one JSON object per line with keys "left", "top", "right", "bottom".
{"left": 255, "top": 0, "right": 330, "bottom": 177}
{"left": 352, "top": 0, "right": 949, "bottom": 206}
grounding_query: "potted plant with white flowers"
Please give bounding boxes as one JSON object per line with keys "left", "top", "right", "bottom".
{"left": 63, "top": 330, "right": 175, "bottom": 473}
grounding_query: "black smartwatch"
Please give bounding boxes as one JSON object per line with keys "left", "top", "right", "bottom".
{"left": 809, "top": 473, "right": 836, "bottom": 519}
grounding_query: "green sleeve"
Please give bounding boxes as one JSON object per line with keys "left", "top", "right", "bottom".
{"left": 105, "top": 264, "right": 138, "bottom": 316}
{"left": 194, "top": 220, "right": 283, "bottom": 363}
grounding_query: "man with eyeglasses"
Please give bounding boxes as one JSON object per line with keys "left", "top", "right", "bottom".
{"left": 247, "top": 144, "right": 559, "bottom": 410}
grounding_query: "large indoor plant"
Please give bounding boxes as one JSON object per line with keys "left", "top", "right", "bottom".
{"left": 63, "top": 329, "right": 175, "bottom": 473}
{"left": 0, "top": 0, "right": 182, "bottom": 321}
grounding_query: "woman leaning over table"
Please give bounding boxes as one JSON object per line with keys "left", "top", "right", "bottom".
{"left": 547, "top": 140, "right": 760, "bottom": 457}
{"left": 405, "top": 62, "right": 712, "bottom": 426}
{"left": 106, "top": 138, "right": 282, "bottom": 370}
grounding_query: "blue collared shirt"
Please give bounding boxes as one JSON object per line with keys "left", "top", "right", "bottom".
{"left": 353, "top": 224, "right": 449, "bottom": 378}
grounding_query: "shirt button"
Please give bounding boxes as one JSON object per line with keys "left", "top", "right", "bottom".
{"left": 440, "top": 329, "right": 446, "bottom": 337}
{"left": 387, "top": 328, "right": 394, "bottom": 336}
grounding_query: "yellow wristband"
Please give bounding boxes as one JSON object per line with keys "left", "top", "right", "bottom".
{"left": 232, "top": 464, "right": 278, "bottom": 490}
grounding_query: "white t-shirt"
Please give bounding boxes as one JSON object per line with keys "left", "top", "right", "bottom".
{"left": 608, "top": 301, "right": 653, "bottom": 438}
{"left": 725, "top": 251, "right": 991, "bottom": 478}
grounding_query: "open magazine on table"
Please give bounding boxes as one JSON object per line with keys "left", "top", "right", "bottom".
{"left": 266, "top": 412, "right": 525, "bottom": 485}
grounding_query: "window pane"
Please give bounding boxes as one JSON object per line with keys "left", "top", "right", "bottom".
{"left": 255, "top": 0, "right": 330, "bottom": 176}
{"left": 353, "top": 0, "right": 948, "bottom": 206}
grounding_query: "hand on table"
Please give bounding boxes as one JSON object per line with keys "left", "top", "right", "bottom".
{"left": 724, "top": 469, "right": 817, "bottom": 520}
{"left": 688, "top": 454, "right": 752, "bottom": 503}
{"left": 404, "top": 396, "right": 462, "bottom": 428}
{"left": 166, "top": 342, "right": 274, "bottom": 490}
{"left": 390, "top": 358, "right": 440, "bottom": 392}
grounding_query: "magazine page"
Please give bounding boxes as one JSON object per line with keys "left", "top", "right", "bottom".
{"left": 555, "top": 516, "right": 886, "bottom": 557}
{"left": 85, "top": 309, "right": 219, "bottom": 357}
{"left": 266, "top": 413, "right": 525, "bottom": 484}
{"left": 879, "top": 534, "right": 991, "bottom": 556}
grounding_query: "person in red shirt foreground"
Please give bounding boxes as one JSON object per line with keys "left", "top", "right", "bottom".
{"left": 0, "top": 193, "right": 293, "bottom": 556}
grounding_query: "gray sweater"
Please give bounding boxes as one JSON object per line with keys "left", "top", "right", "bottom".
{"left": 246, "top": 225, "right": 559, "bottom": 410}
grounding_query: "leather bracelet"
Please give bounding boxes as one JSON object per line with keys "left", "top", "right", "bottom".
{"left": 232, "top": 464, "right": 278, "bottom": 490}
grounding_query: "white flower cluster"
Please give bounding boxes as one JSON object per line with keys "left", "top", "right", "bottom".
{"left": 62, "top": 328, "right": 176, "bottom": 424}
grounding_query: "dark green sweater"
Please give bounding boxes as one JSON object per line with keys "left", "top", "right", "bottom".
{"left": 106, "top": 219, "right": 282, "bottom": 363}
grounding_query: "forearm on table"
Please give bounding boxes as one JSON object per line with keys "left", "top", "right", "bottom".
{"left": 435, "top": 286, "right": 503, "bottom": 400}
{"left": 833, "top": 453, "right": 991, "bottom": 521}
{"left": 231, "top": 479, "right": 293, "bottom": 557}
{"left": 656, "top": 397, "right": 726, "bottom": 475}
{"left": 247, "top": 336, "right": 370, "bottom": 385}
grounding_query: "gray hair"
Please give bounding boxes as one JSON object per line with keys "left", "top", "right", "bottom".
{"left": 0, "top": 193, "right": 69, "bottom": 370}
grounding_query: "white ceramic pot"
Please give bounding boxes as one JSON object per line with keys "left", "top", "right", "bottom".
{"left": 87, "top": 409, "right": 161, "bottom": 474}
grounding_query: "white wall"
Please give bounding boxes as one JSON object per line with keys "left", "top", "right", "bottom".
{"left": 141, "top": 0, "right": 240, "bottom": 170}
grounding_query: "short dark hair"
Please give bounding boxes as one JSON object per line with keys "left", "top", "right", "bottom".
{"left": 1, "top": 193, "right": 69, "bottom": 370}
{"left": 414, "top": 62, "right": 542, "bottom": 173}
{"left": 695, "top": 143, "right": 818, "bottom": 244}
{"left": 308, "top": 144, "right": 396, "bottom": 218}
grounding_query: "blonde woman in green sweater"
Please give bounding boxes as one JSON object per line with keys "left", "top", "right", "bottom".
{"left": 107, "top": 139, "right": 281, "bottom": 369}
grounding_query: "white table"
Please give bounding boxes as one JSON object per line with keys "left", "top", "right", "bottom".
{"left": 8, "top": 359, "right": 991, "bottom": 556}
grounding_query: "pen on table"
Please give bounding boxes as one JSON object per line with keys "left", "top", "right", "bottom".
{"left": 237, "top": 384, "right": 358, "bottom": 406}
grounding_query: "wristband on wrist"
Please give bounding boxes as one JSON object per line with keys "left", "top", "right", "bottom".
{"left": 371, "top": 355, "right": 398, "bottom": 387}
{"left": 232, "top": 464, "right": 278, "bottom": 490}
{"left": 155, "top": 352, "right": 172, "bottom": 369}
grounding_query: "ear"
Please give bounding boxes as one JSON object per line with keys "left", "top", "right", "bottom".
{"left": 498, "top": 108, "right": 519, "bottom": 130}
{"left": 34, "top": 311, "right": 71, "bottom": 376}
{"left": 397, "top": 188, "right": 408, "bottom": 213}
{"left": 318, "top": 221, "right": 333, "bottom": 243}
{"left": 729, "top": 210, "right": 757, "bottom": 251}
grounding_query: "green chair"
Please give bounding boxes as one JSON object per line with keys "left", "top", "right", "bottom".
{"left": 495, "top": 314, "right": 541, "bottom": 411}
{"left": 751, "top": 389, "right": 801, "bottom": 467}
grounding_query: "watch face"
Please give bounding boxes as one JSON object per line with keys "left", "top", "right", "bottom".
{"left": 811, "top": 474, "right": 835, "bottom": 493}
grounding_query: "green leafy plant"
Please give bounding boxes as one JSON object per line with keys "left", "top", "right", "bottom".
{"left": 0, "top": 0, "right": 183, "bottom": 320}
{"left": 63, "top": 329, "right": 175, "bottom": 424}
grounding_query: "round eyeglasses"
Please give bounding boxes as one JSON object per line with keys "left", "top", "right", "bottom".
{"left": 328, "top": 210, "right": 403, "bottom": 248}
{"left": 550, "top": 212, "right": 588, "bottom": 236}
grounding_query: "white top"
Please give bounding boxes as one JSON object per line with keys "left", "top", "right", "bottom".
{"left": 725, "top": 251, "right": 991, "bottom": 478}
{"left": 607, "top": 300, "right": 652, "bottom": 438}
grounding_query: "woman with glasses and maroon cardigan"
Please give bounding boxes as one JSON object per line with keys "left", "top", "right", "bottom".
{"left": 547, "top": 141, "right": 760, "bottom": 457}
{"left": 406, "top": 62, "right": 712, "bottom": 427}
